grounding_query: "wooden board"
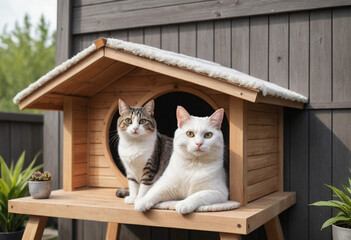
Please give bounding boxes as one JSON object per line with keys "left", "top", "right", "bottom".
{"left": 9, "top": 188, "right": 296, "bottom": 235}
{"left": 71, "top": 0, "right": 351, "bottom": 34}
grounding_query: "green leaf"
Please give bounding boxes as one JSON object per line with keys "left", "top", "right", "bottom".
{"left": 327, "top": 184, "right": 351, "bottom": 207}
{"left": 0, "top": 155, "right": 12, "bottom": 187}
{"left": 321, "top": 216, "right": 351, "bottom": 230}
{"left": 12, "top": 151, "right": 25, "bottom": 187}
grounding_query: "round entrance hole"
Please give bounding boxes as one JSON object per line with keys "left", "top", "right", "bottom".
{"left": 108, "top": 92, "right": 229, "bottom": 176}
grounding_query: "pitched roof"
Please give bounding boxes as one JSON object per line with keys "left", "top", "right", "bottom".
{"left": 13, "top": 38, "right": 308, "bottom": 110}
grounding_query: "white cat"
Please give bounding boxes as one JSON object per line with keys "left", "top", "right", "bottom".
{"left": 134, "top": 106, "right": 229, "bottom": 214}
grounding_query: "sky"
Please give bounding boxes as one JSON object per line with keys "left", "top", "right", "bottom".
{"left": 0, "top": 0, "right": 57, "bottom": 33}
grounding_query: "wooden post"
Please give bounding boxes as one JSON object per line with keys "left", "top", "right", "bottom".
{"left": 278, "top": 107, "right": 284, "bottom": 191}
{"left": 23, "top": 216, "right": 48, "bottom": 240}
{"left": 229, "top": 97, "right": 247, "bottom": 205}
{"left": 106, "top": 222, "right": 120, "bottom": 240}
{"left": 219, "top": 233, "right": 242, "bottom": 240}
{"left": 63, "top": 96, "right": 74, "bottom": 191}
{"left": 264, "top": 216, "right": 284, "bottom": 240}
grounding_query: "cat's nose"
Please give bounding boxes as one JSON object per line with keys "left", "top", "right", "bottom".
{"left": 196, "top": 142, "right": 203, "bottom": 147}
{"left": 133, "top": 127, "right": 138, "bottom": 132}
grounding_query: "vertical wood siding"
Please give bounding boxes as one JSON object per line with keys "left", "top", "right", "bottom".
{"left": 0, "top": 112, "right": 43, "bottom": 172}
{"left": 50, "top": 5, "right": 351, "bottom": 240}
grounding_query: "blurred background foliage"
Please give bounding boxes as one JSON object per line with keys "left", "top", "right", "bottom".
{"left": 0, "top": 14, "right": 55, "bottom": 113}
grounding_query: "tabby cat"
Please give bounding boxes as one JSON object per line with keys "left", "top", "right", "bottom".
{"left": 134, "top": 106, "right": 230, "bottom": 214}
{"left": 115, "top": 99, "right": 173, "bottom": 204}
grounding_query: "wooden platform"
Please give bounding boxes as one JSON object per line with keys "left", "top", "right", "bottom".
{"left": 9, "top": 188, "right": 295, "bottom": 235}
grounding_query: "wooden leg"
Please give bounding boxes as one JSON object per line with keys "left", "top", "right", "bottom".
{"left": 22, "top": 215, "right": 48, "bottom": 240}
{"left": 219, "top": 232, "right": 242, "bottom": 240}
{"left": 264, "top": 216, "right": 284, "bottom": 240}
{"left": 106, "top": 222, "right": 120, "bottom": 240}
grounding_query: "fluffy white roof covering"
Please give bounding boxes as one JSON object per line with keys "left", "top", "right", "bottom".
{"left": 13, "top": 38, "right": 308, "bottom": 105}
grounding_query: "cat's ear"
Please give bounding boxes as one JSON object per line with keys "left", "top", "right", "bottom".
{"left": 210, "top": 108, "right": 224, "bottom": 130}
{"left": 118, "top": 99, "right": 130, "bottom": 115}
{"left": 143, "top": 100, "right": 154, "bottom": 116}
{"left": 176, "top": 106, "right": 191, "bottom": 128}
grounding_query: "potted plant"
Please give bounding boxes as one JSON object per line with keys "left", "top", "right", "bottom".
{"left": 0, "top": 151, "right": 42, "bottom": 239}
{"left": 28, "top": 171, "right": 52, "bottom": 199}
{"left": 311, "top": 175, "right": 351, "bottom": 239}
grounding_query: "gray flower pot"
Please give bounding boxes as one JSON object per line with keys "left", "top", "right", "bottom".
{"left": 332, "top": 224, "right": 351, "bottom": 240}
{"left": 28, "top": 181, "right": 52, "bottom": 199}
{"left": 0, "top": 228, "right": 24, "bottom": 240}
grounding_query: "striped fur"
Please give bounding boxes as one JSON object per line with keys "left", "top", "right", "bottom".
{"left": 115, "top": 99, "right": 173, "bottom": 204}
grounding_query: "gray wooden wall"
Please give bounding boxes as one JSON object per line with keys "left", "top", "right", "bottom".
{"left": 47, "top": 1, "right": 351, "bottom": 239}
{"left": 0, "top": 112, "right": 43, "bottom": 172}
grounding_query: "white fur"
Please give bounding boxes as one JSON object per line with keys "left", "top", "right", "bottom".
{"left": 118, "top": 121, "right": 157, "bottom": 204}
{"left": 13, "top": 38, "right": 308, "bottom": 105}
{"left": 135, "top": 111, "right": 238, "bottom": 214}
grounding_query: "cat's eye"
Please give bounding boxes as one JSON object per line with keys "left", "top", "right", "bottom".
{"left": 204, "top": 132, "right": 213, "bottom": 139}
{"left": 186, "top": 131, "right": 195, "bottom": 138}
{"left": 139, "top": 119, "right": 147, "bottom": 124}
{"left": 125, "top": 118, "right": 132, "bottom": 124}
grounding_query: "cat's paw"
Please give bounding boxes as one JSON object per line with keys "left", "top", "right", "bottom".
{"left": 124, "top": 196, "right": 135, "bottom": 205}
{"left": 175, "top": 200, "right": 196, "bottom": 214}
{"left": 134, "top": 199, "right": 154, "bottom": 212}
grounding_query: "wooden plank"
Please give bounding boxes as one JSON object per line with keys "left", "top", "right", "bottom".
{"left": 264, "top": 217, "right": 284, "bottom": 240}
{"left": 247, "top": 165, "right": 278, "bottom": 185}
{"left": 63, "top": 97, "right": 74, "bottom": 191}
{"left": 250, "top": 16, "right": 268, "bottom": 81}
{"left": 73, "top": 162, "right": 88, "bottom": 176}
{"left": 278, "top": 108, "right": 284, "bottom": 192}
{"left": 145, "top": 27, "right": 161, "bottom": 48}
{"left": 74, "top": 132, "right": 88, "bottom": 144}
{"left": 0, "top": 121, "right": 10, "bottom": 162}
{"left": 247, "top": 153, "right": 278, "bottom": 171}
{"left": 0, "top": 112, "right": 43, "bottom": 123}
{"left": 232, "top": 17, "right": 249, "bottom": 74}
{"left": 309, "top": 110, "right": 332, "bottom": 240}
{"left": 333, "top": 7, "right": 351, "bottom": 102}
{"left": 197, "top": 21, "right": 214, "bottom": 61}
{"left": 332, "top": 110, "right": 351, "bottom": 198}
{"left": 269, "top": 14, "right": 289, "bottom": 88}
{"left": 129, "top": 28, "right": 144, "bottom": 44}
{"left": 307, "top": 101, "right": 351, "bottom": 109}
{"left": 247, "top": 125, "right": 278, "bottom": 139}
{"left": 247, "top": 138, "right": 278, "bottom": 156}
{"left": 89, "top": 167, "right": 115, "bottom": 176}
{"left": 229, "top": 97, "right": 247, "bottom": 205}
{"left": 104, "top": 48, "right": 259, "bottom": 103}
{"left": 71, "top": 0, "right": 351, "bottom": 34}
{"left": 89, "top": 143, "right": 104, "bottom": 155}
{"left": 23, "top": 216, "right": 48, "bottom": 240}
{"left": 179, "top": 23, "right": 196, "bottom": 57}
{"left": 214, "top": 20, "right": 231, "bottom": 67}
{"left": 310, "top": 9, "right": 332, "bottom": 103}
{"left": 247, "top": 111, "right": 278, "bottom": 125}
{"left": 247, "top": 103, "right": 278, "bottom": 113}
{"left": 106, "top": 222, "right": 120, "bottom": 240}
{"left": 74, "top": 144, "right": 88, "bottom": 163}
{"left": 289, "top": 12, "right": 309, "bottom": 98}
{"left": 88, "top": 176, "right": 119, "bottom": 187}
{"left": 219, "top": 233, "right": 242, "bottom": 240}
{"left": 255, "top": 93, "right": 304, "bottom": 109}
{"left": 89, "top": 155, "right": 109, "bottom": 167}
{"left": 19, "top": 50, "right": 105, "bottom": 110}
{"left": 9, "top": 188, "right": 296, "bottom": 235}
{"left": 73, "top": 174, "right": 88, "bottom": 189}
{"left": 247, "top": 177, "right": 279, "bottom": 202}
{"left": 161, "top": 25, "right": 179, "bottom": 52}
{"left": 286, "top": 109, "right": 309, "bottom": 240}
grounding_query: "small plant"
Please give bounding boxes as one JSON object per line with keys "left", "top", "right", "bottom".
{"left": 0, "top": 151, "right": 42, "bottom": 232}
{"left": 29, "top": 171, "right": 51, "bottom": 181}
{"left": 310, "top": 172, "right": 351, "bottom": 230}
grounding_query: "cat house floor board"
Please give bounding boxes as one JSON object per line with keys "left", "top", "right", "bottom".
{"left": 9, "top": 187, "right": 295, "bottom": 238}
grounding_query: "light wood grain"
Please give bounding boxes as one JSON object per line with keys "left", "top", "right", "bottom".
{"left": 264, "top": 217, "right": 284, "bottom": 240}
{"left": 23, "top": 216, "right": 48, "bottom": 240}
{"left": 9, "top": 188, "right": 296, "bottom": 235}
{"left": 63, "top": 97, "right": 73, "bottom": 191}
{"left": 247, "top": 177, "right": 279, "bottom": 202}
{"left": 229, "top": 97, "right": 247, "bottom": 205}
{"left": 219, "top": 233, "right": 242, "bottom": 240}
{"left": 106, "top": 222, "right": 120, "bottom": 240}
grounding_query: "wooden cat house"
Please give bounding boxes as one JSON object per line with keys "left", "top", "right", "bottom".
{"left": 10, "top": 38, "right": 307, "bottom": 240}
